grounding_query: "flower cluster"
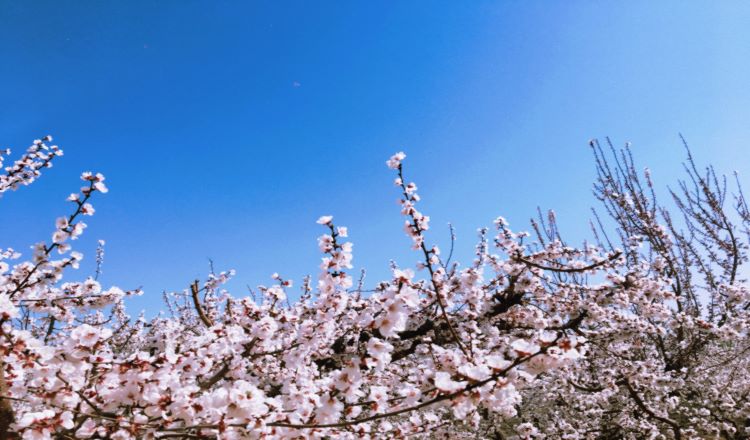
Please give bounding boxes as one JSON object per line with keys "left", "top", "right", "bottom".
{"left": 0, "top": 136, "right": 62, "bottom": 194}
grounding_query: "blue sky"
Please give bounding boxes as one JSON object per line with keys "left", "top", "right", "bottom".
{"left": 2, "top": 1, "right": 750, "bottom": 313}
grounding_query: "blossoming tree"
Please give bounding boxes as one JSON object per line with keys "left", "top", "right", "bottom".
{"left": 500, "top": 140, "right": 750, "bottom": 439}
{"left": 0, "top": 137, "right": 747, "bottom": 439}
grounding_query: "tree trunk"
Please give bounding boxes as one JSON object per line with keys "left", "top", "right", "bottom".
{"left": 0, "top": 353, "right": 17, "bottom": 439}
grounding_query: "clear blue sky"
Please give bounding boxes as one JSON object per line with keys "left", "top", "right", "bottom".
{"left": 2, "top": 1, "right": 750, "bottom": 312}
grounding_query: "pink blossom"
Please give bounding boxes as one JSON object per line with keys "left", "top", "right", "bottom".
{"left": 386, "top": 151, "right": 406, "bottom": 169}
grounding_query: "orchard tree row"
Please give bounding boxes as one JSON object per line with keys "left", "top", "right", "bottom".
{"left": 1, "top": 137, "right": 748, "bottom": 439}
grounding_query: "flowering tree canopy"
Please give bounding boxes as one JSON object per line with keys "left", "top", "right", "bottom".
{"left": 0, "top": 137, "right": 748, "bottom": 439}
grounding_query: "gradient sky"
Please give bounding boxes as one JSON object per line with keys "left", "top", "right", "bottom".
{"left": 2, "top": 1, "right": 750, "bottom": 313}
